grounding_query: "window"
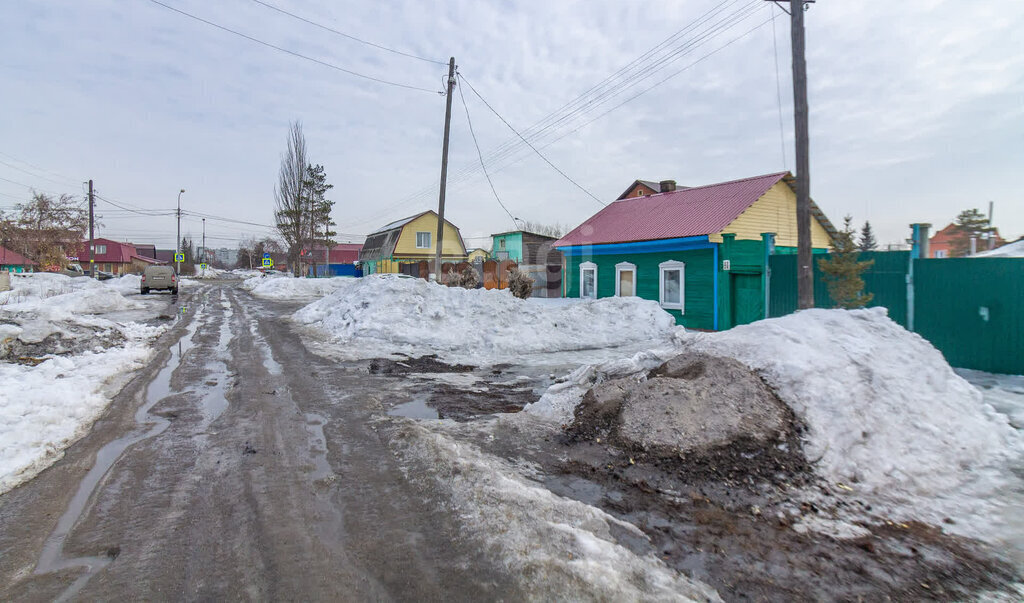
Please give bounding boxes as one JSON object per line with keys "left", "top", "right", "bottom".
{"left": 499, "top": 239, "right": 506, "bottom": 250}
{"left": 580, "top": 261, "right": 597, "bottom": 299}
{"left": 615, "top": 262, "right": 636, "bottom": 297}
{"left": 934, "top": 249, "right": 947, "bottom": 258}
{"left": 416, "top": 231, "right": 431, "bottom": 249}
{"left": 637, "top": 190, "right": 645, "bottom": 196}
{"left": 95, "top": 244, "right": 107, "bottom": 255}
{"left": 659, "top": 260, "right": 685, "bottom": 311}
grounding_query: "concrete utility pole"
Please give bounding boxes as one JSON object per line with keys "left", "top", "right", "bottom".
{"left": 176, "top": 188, "right": 185, "bottom": 274}
{"left": 433, "top": 57, "right": 456, "bottom": 281}
{"left": 88, "top": 180, "right": 95, "bottom": 278}
{"left": 769, "top": 0, "right": 814, "bottom": 309}
{"left": 202, "top": 217, "right": 206, "bottom": 274}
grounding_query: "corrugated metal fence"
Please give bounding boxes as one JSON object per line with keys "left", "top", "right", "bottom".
{"left": 769, "top": 251, "right": 909, "bottom": 327}
{"left": 768, "top": 252, "right": 1023, "bottom": 374}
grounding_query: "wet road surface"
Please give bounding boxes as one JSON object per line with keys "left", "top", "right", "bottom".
{"left": 0, "top": 283, "right": 521, "bottom": 601}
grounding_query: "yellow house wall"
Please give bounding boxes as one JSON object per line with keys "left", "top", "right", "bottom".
{"left": 393, "top": 213, "right": 467, "bottom": 259}
{"left": 708, "top": 181, "right": 832, "bottom": 247}
{"left": 467, "top": 249, "right": 489, "bottom": 262}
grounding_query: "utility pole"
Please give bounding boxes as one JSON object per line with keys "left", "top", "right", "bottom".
{"left": 176, "top": 189, "right": 185, "bottom": 274}
{"left": 433, "top": 57, "right": 456, "bottom": 281}
{"left": 769, "top": 0, "right": 814, "bottom": 309}
{"left": 88, "top": 180, "right": 95, "bottom": 279}
{"left": 201, "top": 217, "right": 206, "bottom": 274}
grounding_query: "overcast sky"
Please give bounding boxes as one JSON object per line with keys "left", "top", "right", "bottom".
{"left": 2, "top": 0, "right": 1022, "bottom": 253}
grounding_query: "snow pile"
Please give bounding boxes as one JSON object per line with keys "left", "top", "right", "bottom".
{"left": 681, "top": 308, "right": 1024, "bottom": 536}
{"left": 293, "top": 275, "right": 677, "bottom": 362}
{"left": 390, "top": 419, "right": 720, "bottom": 601}
{"left": 0, "top": 340, "right": 156, "bottom": 494}
{"left": 240, "top": 274, "right": 353, "bottom": 300}
{"left": 1, "top": 273, "right": 144, "bottom": 317}
{"left": 974, "top": 239, "right": 1024, "bottom": 258}
{"left": 104, "top": 274, "right": 142, "bottom": 295}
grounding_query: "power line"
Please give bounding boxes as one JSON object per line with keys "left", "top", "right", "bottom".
{"left": 94, "top": 194, "right": 172, "bottom": 216}
{"left": 247, "top": 0, "right": 446, "bottom": 66}
{"left": 0, "top": 159, "right": 80, "bottom": 187}
{"left": 455, "top": 75, "right": 518, "bottom": 230}
{"left": 458, "top": 73, "right": 605, "bottom": 207}
{"left": 0, "top": 151, "right": 82, "bottom": 186}
{"left": 145, "top": 0, "right": 441, "bottom": 94}
{"left": 771, "top": 5, "right": 787, "bottom": 170}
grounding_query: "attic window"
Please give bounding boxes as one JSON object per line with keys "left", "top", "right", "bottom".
{"left": 94, "top": 244, "right": 107, "bottom": 255}
{"left": 416, "top": 232, "right": 431, "bottom": 249}
{"left": 637, "top": 190, "right": 645, "bottom": 196}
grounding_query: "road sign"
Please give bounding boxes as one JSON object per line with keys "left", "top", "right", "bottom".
{"left": 200, "top": 263, "right": 208, "bottom": 270}
{"left": 263, "top": 253, "right": 271, "bottom": 259}
{"left": 262, "top": 258, "right": 273, "bottom": 268}
{"left": 174, "top": 253, "right": 185, "bottom": 262}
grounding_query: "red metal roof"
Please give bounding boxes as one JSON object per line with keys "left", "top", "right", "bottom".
{"left": 75, "top": 238, "right": 138, "bottom": 263}
{"left": 0, "top": 246, "right": 36, "bottom": 266}
{"left": 329, "top": 243, "right": 363, "bottom": 264}
{"left": 554, "top": 172, "right": 789, "bottom": 247}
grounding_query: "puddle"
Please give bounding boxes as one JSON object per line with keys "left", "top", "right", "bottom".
{"left": 388, "top": 396, "right": 440, "bottom": 420}
{"left": 303, "top": 413, "right": 333, "bottom": 483}
{"left": 33, "top": 309, "right": 200, "bottom": 601}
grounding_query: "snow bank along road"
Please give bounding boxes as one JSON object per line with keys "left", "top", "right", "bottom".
{"left": 0, "top": 282, "right": 526, "bottom": 600}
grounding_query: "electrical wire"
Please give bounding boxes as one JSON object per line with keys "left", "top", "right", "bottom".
{"left": 146, "top": 0, "right": 441, "bottom": 94}
{"left": 0, "top": 151, "right": 82, "bottom": 186}
{"left": 247, "top": 0, "right": 446, "bottom": 66}
{"left": 459, "top": 73, "right": 605, "bottom": 207}
{"left": 0, "top": 159, "right": 80, "bottom": 187}
{"left": 771, "top": 5, "right": 788, "bottom": 170}
{"left": 455, "top": 75, "right": 519, "bottom": 230}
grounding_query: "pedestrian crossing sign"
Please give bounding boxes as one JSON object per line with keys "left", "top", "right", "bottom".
{"left": 262, "top": 258, "right": 273, "bottom": 268}
{"left": 200, "top": 263, "right": 208, "bottom": 270}
{"left": 174, "top": 253, "right": 185, "bottom": 262}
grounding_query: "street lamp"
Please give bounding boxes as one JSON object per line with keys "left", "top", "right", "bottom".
{"left": 176, "top": 189, "right": 185, "bottom": 274}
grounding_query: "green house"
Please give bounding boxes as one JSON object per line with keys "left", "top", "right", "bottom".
{"left": 554, "top": 173, "right": 836, "bottom": 330}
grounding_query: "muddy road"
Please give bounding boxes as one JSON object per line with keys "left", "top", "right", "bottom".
{"left": 0, "top": 283, "right": 522, "bottom": 601}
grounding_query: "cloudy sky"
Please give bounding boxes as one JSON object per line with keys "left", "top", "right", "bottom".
{"left": 2, "top": 0, "right": 1022, "bottom": 253}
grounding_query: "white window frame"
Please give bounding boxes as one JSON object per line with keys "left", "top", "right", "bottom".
{"left": 415, "top": 231, "right": 431, "bottom": 249}
{"left": 95, "top": 244, "right": 107, "bottom": 255}
{"left": 658, "top": 260, "right": 685, "bottom": 312}
{"left": 580, "top": 261, "right": 598, "bottom": 299}
{"left": 934, "top": 249, "right": 947, "bottom": 258}
{"left": 614, "top": 261, "right": 636, "bottom": 297}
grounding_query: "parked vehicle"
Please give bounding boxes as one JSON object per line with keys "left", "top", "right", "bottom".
{"left": 141, "top": 265, "right": 178, "bottom": 294}
{"left": 83, "top": 268, "right": 115, "bottom": 281}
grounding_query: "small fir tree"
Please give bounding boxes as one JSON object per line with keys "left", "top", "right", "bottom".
{"left": 949, "top": 208, "right": 992, "bottom": 257}
{"left": 818, "top": 216, "right": 874, "bottom": 309}
{"left": 858, "top": 221, "right": 877, "bottom": 251}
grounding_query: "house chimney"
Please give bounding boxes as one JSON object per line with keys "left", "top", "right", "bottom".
{"left": 659, "top": 180, "right": 677, "bottom": 193}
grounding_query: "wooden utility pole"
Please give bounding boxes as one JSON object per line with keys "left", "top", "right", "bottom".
{"left": 769, "top": 0, "right": 814, "bottom": 308}
{"left": 88, "top": 179, "right": 95, "bottom": 278}
{"left": 433, "top": 57, "right": 456, "bottom": 280}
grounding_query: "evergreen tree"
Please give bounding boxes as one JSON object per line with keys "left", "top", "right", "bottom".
{"left": 858, "top": 221, "right": 877, "bottom": 251}
{"left": 301, "top": 163, "right": 335, "bottom": 277}
{"left": 818, "top": 216, "right": 874, "bottom": 309}
{"left": 949, "top": 208, "right": 992, "bottom": 257}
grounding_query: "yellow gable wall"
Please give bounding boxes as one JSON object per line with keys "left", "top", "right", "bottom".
{"left": 708, "top": 181, "right": 832, "bottom": 248}
{"left": 393, "top": 212, "right": 467, "bottom": 258}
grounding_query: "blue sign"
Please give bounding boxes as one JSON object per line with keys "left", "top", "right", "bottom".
{"left": 263, "top": 253, "right": 271, "bottom": 259}
{"left": 262, "top": 258, "right": 273, "bottom": 268}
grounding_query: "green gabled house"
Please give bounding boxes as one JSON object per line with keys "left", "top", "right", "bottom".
{"left": 553, "top": 173, "right": 836, "bottom": 330}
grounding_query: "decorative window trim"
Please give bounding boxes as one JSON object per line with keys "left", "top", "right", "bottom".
{"left": 415, "top": 231, "right": 431, "bottom": 249}
{"left": 614, "top": 261, "right": 636, "bottom": 297}
{"left": 658, "top": 260, "right": 685, "bottom": 312}
{"left": 580, "top": 261, "right": 597, "bottom": 299}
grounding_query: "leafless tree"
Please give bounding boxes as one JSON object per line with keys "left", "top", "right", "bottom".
{"left": 518, "top": 220, "right": 568, "bottom": 238}
{"left": 274, "top": 121, "right": 309, "bottom": 275}
{"left": 4, "top": 192, "right": 87, "bottom": 269}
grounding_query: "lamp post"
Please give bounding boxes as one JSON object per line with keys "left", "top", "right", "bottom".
{"left": 176, "top": 189, "right": 185, "bottom": 274}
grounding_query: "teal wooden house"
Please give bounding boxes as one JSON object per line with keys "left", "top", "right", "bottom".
{"left": 553, "top": 173, "right": 836, "bottom": 330}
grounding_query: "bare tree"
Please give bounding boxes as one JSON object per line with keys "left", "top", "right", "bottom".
{"left": 6, "top": 192, "right": 87, "bottom": 269}
{"left": 274, "top": 121, "right": 308, "bottom": 275}
{"left": 518, "top": 220, "right": 568, "bottom": 238}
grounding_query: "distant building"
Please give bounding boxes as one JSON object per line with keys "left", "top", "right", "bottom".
{"left": 1, "top": 245, "right": 37, "bottom": 273}
{"left": 359, "top": 211, "right": 467, "bottom": 274}
{"left": 929, "top": 223, "right": 1005, "bottom": 258}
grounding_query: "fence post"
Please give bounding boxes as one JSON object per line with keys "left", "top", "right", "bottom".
{"left": 761, "top": 232, "right": 776, "bottom": 319}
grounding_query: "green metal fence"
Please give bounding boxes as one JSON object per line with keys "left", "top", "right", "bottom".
{"left": 768, "top": 252, "right": 1023, "bottom": 374}
{"left": 769, "top": 251, "right": 909, "bottom": 327}
{"left": 914, "top": 258, "right": 1023, "bottom": 374}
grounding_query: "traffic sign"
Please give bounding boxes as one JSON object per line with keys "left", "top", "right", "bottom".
{"left": 200, "top": 263, "right": 208, "bottom": 270}
{"left": 174, "top": 253, "right": 185, "bottom": 262}
{"left": 262, "top": 258, "right": 273, "bottom": 268}
{"left": 263, "top": 253, "right": 271, "bottom": 259}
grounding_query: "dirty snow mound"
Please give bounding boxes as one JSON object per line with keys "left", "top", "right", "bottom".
{"left": 241, "top": 274, "right": 353, "bottom": 300}
{"left": 682, "top": 307, "right": 1024, "bottom": 538}
{"left": 104, "top": 274, "right": 142, "bottom": 295}
{"left": 390, "top": 419, "right": 720, "bottom": 601}
{"left": 293, "top": 275, "right": 677, "bottom": 362}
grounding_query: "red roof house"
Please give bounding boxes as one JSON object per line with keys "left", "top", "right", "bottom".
{"left": 329, "top": 243, "right": 363, "bottom": 264}
{"left": 1, "top": 245, "right": 37, "bottom": 272}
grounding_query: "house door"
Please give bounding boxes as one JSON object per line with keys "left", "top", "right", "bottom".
{"left": 730, "top": 273, "right": 763, "bottom": 327}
